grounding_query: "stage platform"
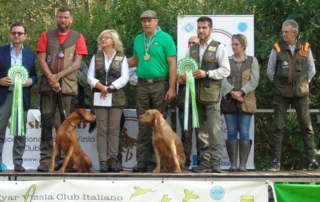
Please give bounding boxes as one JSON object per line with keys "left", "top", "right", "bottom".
{"left": 1, "top": 170, "right": 319, "bottom": 183}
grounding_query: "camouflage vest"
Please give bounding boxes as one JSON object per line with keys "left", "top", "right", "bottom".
{"left": 189, "top": 40, "right": 221, "bottom": 104}
{"left": 93, "top": 51, "right": 127, "bottom": 107}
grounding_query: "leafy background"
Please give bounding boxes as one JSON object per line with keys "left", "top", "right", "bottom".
{"left": 1, "top": 0, "right": 319, "bottom": 174}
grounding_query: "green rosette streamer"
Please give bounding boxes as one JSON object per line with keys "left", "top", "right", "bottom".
{"left": 177, "top": 57, "right": 199, "bottom": 130}
{"left": 8, "top": 65, "right": 29, "bottom": 136}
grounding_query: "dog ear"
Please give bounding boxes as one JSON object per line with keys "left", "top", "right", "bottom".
{"left": 77, "top": 108, "right": 87, "bottom": 117}
{"left": 154, "top": 113, "right": 163, "bottom": 127}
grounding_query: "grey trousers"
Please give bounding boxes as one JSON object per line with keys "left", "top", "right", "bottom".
{"left": 0, "top": 92, "right": 27, "bottom": 166}
{"left": 94, "top": 106, "right": 123, "bottom": 162}
{"left": 196, "top": 101, "right": 223, "bottom": 166}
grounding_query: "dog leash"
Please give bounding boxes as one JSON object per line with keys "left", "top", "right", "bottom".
{"left": 162, "top": 99, "right": 169, "bottom": 119}
{"left": 58, "top": 90, "right": 68, "bottom": 120}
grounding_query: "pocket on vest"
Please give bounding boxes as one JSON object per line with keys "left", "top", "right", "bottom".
{"left": 61, "top": 72, "right": 78, "bottom": 95}
{"left": 198, "top": 82, "right": 220, "bottom": 103}
{"left": 112, "top": 89, "right": 127, "bottom": 107}
{"left": 241, "top": 92, "right": 257, "bottom": 113}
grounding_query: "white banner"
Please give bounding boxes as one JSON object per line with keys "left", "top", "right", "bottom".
{"left": 0, "top": 180, "right": 267, "bottom": 202}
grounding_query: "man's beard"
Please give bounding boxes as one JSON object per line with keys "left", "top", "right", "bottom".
{"left": 57, "top": 23, "right": 70, "bottom": 33}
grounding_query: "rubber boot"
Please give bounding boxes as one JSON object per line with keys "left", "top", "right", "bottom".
{"left": 238, "top": 140, "right": 252, "bottom": 171}
{"left": 225, "top": 140, "right": 238, "bottom": 171}
{"left": 117, "top": 153, "right": 123, "bottom": 171}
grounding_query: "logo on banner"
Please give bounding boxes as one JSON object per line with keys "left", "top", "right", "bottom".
{"left": 121, "top": 127, "right": 137, "bottom": 162}
{"left": 183, "top": 23, "right": 195, "bottom": 33}
{"left": 183, "top": 189, "right": 199, "bottom": 201}
{"left": 122, "top": 112, "right": 139, "bottom": 170}
{"left": 238, "top": 22, "right": 248, "bottom": 32}
{"left": 210, "top": 185, "right": 225, "bottom": 200}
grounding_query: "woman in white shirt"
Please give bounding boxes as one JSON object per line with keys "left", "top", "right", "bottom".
{"left": 87, "top": 29, "right": 129, "bottom": 172}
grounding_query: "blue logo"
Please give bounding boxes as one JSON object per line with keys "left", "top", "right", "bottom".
{"left": 183, "top": 23, "right": 194, "bottom": 33}
{"left": 238, "top": 22, "right": 248, "bottom": 32}
{"left": 1, "top": 163, "right": 7, "bottom": 171}
{"left": 210, "top": 186, "right": 225, "bottom": 200}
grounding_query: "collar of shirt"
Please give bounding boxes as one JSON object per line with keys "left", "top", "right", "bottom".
{"left": 230, "top": 54, "right": 248, "bottom": 70}
{"left": 230, "top": 54, "right": 248, "bottom": 62}
{"left": 102, "top": 50, "right": 117, "bottom": 71}
{"left": 10, "top": 42, "right": 24, "bottom": 65}
{"left": 285, "top": 39, "right": 297, "bottom": 55}
{"left": 199, "top": 38, "right": 213, "bottom": 66}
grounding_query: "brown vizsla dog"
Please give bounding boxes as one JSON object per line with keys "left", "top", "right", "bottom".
{"left": 139, "top": 109, "right": 186, "bottom": 173}
{"left": 49, "top": 108, "right": 96, "bottom": 173}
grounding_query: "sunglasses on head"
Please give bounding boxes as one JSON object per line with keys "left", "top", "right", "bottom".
{"left": 11, "top": 32, "right": 25, "bottom": 36}
{"left": 232, "top": 34, "right": 242, "bottom": 38}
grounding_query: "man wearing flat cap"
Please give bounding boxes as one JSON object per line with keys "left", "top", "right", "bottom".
{"left": 128, "top": 10, "right": 177, "bottom": 172}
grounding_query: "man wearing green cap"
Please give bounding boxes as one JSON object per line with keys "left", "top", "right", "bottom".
{"left": 128, "top": 10, "right": 177, "bottom": 172}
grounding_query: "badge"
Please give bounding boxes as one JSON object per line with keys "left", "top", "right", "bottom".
{"left": 59, "top": 52, "right": 64, "bottom": 58}
{"left": 115, "top": 56, "right": 123, "bottom": 60}
{"left": 208, "top": 46, "right": 217, "bottom": 52}
{"left": 47, "top": 55, "right": 51, "bottom": 62}
{"left": 114, "top": 61, "right": 121, "bottom": 68}
{"left": 206, "top": 51, "right": 214, "bottom": 59}
{"left": 69, "top": 53, "right": 74, "bottom": 61}
{"left": 283, "top": 61, "right": 289, "bottom": 68}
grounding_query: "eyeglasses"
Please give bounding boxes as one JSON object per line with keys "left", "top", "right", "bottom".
{"left": 230, "top": 43, "right": 241, "bottom": 47}
{"left": 11, "top": 32, "right": 25, "bottom": 36}
{"left": 188, "top": 41, "right": 197, "bottom": 45}
{"left": 99, "top": 36, "right": 113, "bottom": 41}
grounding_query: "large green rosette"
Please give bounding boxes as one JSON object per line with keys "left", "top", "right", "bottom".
{"left": 177, "top": 57, "right": 199, "bottom": 129}
{"left": 8, "top": 65, "right": 29, "bottom": 136}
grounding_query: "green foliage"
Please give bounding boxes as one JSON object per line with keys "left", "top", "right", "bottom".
{"left": 0, "top": 0, "right": 320, "bottom": 171}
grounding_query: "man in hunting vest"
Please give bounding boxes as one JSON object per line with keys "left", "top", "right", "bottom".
{"left": 186, "top": 16, "right": 230, "bottom": 173}
{"left": 267, "top": 19, "right": 319, "bottom": 171}
{"left": 36, "top": 5, "right": 88, "bottom": 172}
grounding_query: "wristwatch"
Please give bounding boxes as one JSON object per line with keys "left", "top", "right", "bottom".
{"left": 107, "top": 85, "right": 115, "bottom": 92}
{"left": 206, "top": 71, "right": 210, "bottom": 78}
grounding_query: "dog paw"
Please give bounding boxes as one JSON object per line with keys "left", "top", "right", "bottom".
{"left": 58, "top": 169, "right": 65, "bottom": 173}
{"left": 153, "top": 169, "right": 160, "bottom": 173}
{"left": 174, "top": 168, "right": 182, "bottom": 173}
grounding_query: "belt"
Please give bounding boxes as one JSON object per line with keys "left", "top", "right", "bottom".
{"left": 138, "top": 76, "right": 168, "bottom": 84}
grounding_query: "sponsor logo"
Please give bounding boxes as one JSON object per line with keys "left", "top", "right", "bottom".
{"left": 238, "top": 22, "right": 248, "bottom": 32}
{"left": 210, "top": 185, "right": 225, "bottom": 200}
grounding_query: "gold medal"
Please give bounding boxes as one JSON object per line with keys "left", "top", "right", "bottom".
{"left": 144, "top": 53, "right": 150, "bottom": 60}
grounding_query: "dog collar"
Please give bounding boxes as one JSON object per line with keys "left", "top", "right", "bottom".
{"left": 66, "top": 118, "right": 76, "bottom": 127}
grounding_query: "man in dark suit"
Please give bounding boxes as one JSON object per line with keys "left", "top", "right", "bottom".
{"left": 0, "top": 21, "right": 37, "bottom": 172}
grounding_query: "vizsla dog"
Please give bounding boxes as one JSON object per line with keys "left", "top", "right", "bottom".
{"left": 49, "top": 108, "right": 96, "bottom": 173}
{"left": 139, "top": 109, "right": 186, "bottom": 173}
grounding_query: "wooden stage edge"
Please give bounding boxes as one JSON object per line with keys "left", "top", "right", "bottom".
{"left": 1, "top": 170, "right": 320, "bottom": 183}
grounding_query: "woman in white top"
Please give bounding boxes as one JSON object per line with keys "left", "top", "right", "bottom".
{"left": 87, "top": 29, "right": 129, "bottom": 172}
